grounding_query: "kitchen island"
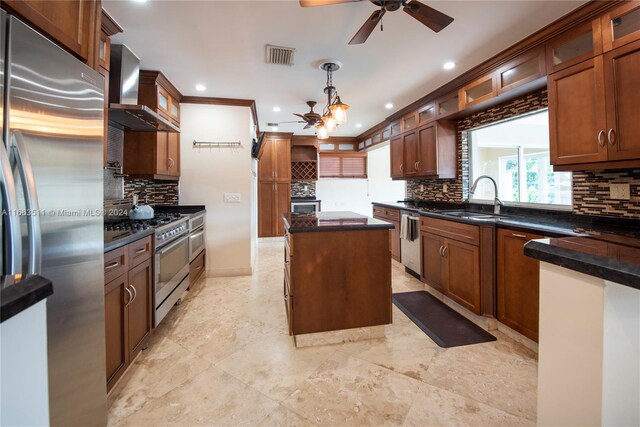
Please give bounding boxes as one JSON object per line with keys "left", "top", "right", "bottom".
{"left": 282, "top": 211, "right": 394, "bottom": 347}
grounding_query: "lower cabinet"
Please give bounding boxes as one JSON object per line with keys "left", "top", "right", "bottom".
{"left": 104, "top": 236, "right": 153, "bottom": 392}
{"left": 189, "top": 249, "right": 206, "bottom": 286}
{"left": 420, "top": 216, "right": 483, "bottom": 315}
{"left": 372, "top": 206, "right": 401, "bottom": 262}
{"left": 497, "top": 228, "right": 543, "bottom": 342}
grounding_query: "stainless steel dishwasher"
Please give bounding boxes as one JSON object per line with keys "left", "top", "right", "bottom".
{"left": 400, "top": 211, "right": 421, "bottom": 278}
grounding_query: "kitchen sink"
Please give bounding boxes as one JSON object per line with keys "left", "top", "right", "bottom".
{"left": 434, "top": 210, "right": 510, "bottom": 221}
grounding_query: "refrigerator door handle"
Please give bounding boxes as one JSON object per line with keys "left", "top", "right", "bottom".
{"left": 10, "top": 131, "right": 42, "bottom": 274}
{"left": 0, "top": 140, "right": 23, "bottom": 274}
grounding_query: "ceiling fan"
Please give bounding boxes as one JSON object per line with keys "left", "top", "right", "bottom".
{"left": 299, "top": 0, "right": 454, "bottom": 45}
{"left": 292, "top": 101, "right": 323, "bottom": 129}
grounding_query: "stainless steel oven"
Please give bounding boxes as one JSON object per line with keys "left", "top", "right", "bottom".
{"left": 154, "top": 218, "right": 189, "bottom": 326}
{"left": 291, "top": 200, "right": 321, "bottom": 214}
{"left": 188, "top": 212, "right": 206, "bottom": 262}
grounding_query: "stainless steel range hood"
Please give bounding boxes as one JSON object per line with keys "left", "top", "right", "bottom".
{"left": 108, "top": 45, "right": 180, "bottom": 133}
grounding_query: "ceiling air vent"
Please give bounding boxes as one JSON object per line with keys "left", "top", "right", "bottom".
{"left": 266, "top": 44, "right": 295, "bottom": 66}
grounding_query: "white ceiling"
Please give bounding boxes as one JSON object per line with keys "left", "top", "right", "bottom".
{"left": 104, "top": 0, "right": 587, "bottom": 136}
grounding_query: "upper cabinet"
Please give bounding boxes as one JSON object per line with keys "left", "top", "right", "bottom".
{"left": 1, "top": 0, "right": 100, "bottom": 66}
{"left": 123, "top": 131, "right": 180, "bottom": 180}
{"left": 459, "top": 74, "right": 496, "bottom": 110}
{"left": 436, "top": 91, "right": 460, "bottom": 119}
{"left": 496, "top": 47, "right": 546, "bottom": 94}
{"left": 548, "top": 1, "right": 640, "bottom": 170}
{"left": 546, "top": 20, "right": 603, "bottom": 74}
{"left": 138, "top": 71, "right": 182, "bottom": 126}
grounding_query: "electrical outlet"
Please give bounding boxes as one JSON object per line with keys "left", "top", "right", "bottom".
{"left": 443, "top": 183, "right": 448, "bottom": 193}
{"left": 224, "top": 193, "right": 241, "bottom": 203}
{"left": 420, "top": 184, "right": 425, "bottom": 192}
{"left": 304, "top": 185, "right": 308, "bottom": 191}
{"left": 610, "top": 183, "right": 630, "bottom": 200}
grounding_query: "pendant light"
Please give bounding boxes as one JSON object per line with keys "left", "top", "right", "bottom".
{"left": 315, "top": 61, "right": 349, "bottom": 140}
{"left": 316, "top": 123, "right": 329, "bottom": 140}
{"left": 328, "top": 95, "right": 349, "bottom": 125}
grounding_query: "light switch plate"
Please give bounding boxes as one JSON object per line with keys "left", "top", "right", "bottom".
{"left": 224, "top": 193, "right": 241, "bottom": 203}
{"left": 610, "top": 183, "right": 630, "bottom": 200}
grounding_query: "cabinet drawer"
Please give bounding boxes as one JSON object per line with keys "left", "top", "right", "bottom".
{"left": 385, "top": 208, "right": 400, "bottom": 221}
{"left": 128, "top": 236, "right": 153, "bottom": 268}
{"left": 420, "top": 216, "right": 480, "bottom": 246}
{"left": 373, "top": 206, "right": 386, "bottom": 218}
{"left": 189, "top": 249, "right": 206, "bottom": 284}
{"left": 105, "top": 247, "right": 128, "bottom": 284}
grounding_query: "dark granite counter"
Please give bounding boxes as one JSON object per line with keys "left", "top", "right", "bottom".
{"left": 524, "top": 237, "right": 640, "bottom": 289}
{"left": 104, "top": 228, "right": 154, "bottom": 253}
{"left": 152, "top": 205, "right": 206, "bottom": 216}
{"left": 373, "top": 200, "right": 463, "bottom": 213}
{"left": 283, "top": 211, "right": 394, "bottom": 233}
{"left": 1, "top": 274, "right": 53, "bottom": 323}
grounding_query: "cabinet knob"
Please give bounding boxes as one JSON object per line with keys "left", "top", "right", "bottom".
{"left": 597, "top": 130, "right": 605, "bottom": 148}
{"left": 607, "top": 129, "right": 616, "bottom": 146}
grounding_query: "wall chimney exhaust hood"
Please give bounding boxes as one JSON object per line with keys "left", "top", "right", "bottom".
{"left": 108, "top": 45, "right": 180, "bottom": 133}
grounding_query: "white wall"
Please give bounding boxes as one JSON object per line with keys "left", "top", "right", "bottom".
{"left": 179, "top": 103, "right": 254, "bottom": 276}
{"left": 316, "top": 143, "right": 405, "bottom": 216}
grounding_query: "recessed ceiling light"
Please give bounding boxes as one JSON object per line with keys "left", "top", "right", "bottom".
{"left": 385, "top": 102, "right": 394, "bottom": 110}
{"left": 443, "top": 61, "right": 456, "bottom": 70}
{"left": 271, "top": 126, "right": 279, "bottom": 132}
{"left": 355, "top": 123, "right": 363, "bottom": 128}
{"left": 273, "top": 106, "right": 281, "bottom": 112}
{"left": 131, "top": 0, "right": 148, "bottom": 3}
{"left": 195, "top": 84, "right": 206, "bottom": 92}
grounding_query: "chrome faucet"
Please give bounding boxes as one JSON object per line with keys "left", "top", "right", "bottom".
{"left": 469, "top": 175, "right": 503, "bottom": 215}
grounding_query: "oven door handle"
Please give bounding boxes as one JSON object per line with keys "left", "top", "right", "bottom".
{"left": 189, "top": 229, "right": 205, "bottom": 240}
{"left": 158, "top": 234, "right": 189, "bottom": 255}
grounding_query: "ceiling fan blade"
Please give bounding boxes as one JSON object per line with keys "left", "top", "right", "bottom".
{"left": 293, "top": 113, "right": 308, "bottom": 120}
{"left": 278, "top": 120, "right": 307, "bottom": 124}
{"left": 349, "top": 9, "right": 386, "bottom": 45}
{"left": 403, "top": 0, "right": 454, "bottom": 33}
{"left": 299, "top": 0, "right": 362, "bottom": 7}
{"left": 303, "top": 123, "right": 313, "bottom": 130}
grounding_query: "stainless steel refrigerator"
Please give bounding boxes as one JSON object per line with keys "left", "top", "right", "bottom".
{"left": 1, "top": 11, "right": 107, "bottom": 426}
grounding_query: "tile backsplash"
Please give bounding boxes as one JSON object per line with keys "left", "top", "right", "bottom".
{"left": 291, "top": 180, "right": 316, "bottom": 198}
{"left": 105, "top": 125, "right": 179, "bottom": 208}
{"left": 405, "top": 89, "right": 640, "bottom": 219}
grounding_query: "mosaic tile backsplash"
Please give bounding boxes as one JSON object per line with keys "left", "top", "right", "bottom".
{"left": 291, "top": 180, "right": 316, "bottom": 198}
{"left": 406, "top": 89, "right": 640, "bottom": 219}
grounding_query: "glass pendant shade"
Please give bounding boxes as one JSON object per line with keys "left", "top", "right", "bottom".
{"left": 323, "top": 114, "right": 337, "bottom": 132}
{"left": 328, "top": 96, "right": 349, "bottom": 124}
{"left": 316, "top": 124, "right": 329, "bottom": 140}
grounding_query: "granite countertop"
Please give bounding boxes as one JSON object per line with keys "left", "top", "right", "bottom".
{"left": 104, "top": 228, "right": 154, "bottom": 253}
{"left": 152, "top": 205, "right": 206, "bottom": 216}
{"left": 524, "top": 236, "right": 640, "bottom": 290}
{"left": 283, "top": 211, "right": 394, "bottom": 233}
{"left": 1, "top": 274, "right": 53, "bottom": 323}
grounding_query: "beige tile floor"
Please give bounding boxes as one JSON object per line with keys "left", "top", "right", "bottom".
{"left": 108, "top": 239, "right": 538, "bottom": 426}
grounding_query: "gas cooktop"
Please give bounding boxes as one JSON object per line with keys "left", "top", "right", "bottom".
{"left": 104, "top": 213, "right": 183, "bottom": 231}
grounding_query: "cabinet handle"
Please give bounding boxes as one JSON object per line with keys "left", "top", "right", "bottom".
{"left": 416, "top": 161, "right": 420, "bottom": 170}
{"left": 439, "top": 245, "right": 444, "bottom": 257}
{"left": 400, "top": 163, "right": 403, "bottom": 173}
{"left": 124, "top": 287, "right": 133, "bottom": 306}
{"left": 597, "top": 130, "right": 605, "bottom": 147}
{"left": 135, "top": 247, "right": 147, "bottom": 254}
{"left": 607, "top": 129, "right": 616, "bottom": 146}
{"left": 129, "top": 285, "right": 137, "bottom": 303}
{"left": 443, "top": 246, "right": 448, "bottom": 258}
{"left": 414, "top": 161, "right": 419, "bottom": 171}
{"left": 105, "top": 261, "right": 119, "bottom": 270}
{"left": 168, "top": 157, "right": 175, "bottom": 168}
{"left": 511, "top": 233, "right": 527, "bottom": 239}
{"left": 195, "top": 265, "right": 202, "bottom": 270}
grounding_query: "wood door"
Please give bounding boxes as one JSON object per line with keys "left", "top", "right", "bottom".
{"left": 390, "top": 136, "right": 404, "bottom": 178}
{"left": 421, "top": 232, "right": 446, "bottom": 293}
{"left": 167, "top": 132, "right": 180, "bottom": 176}
{"left": 258, "top": 182, "right": 275, "bottom": 237}
{"left": 390, "top": 220, "right": 401, "bottom": 262}
{"left": 155, "top": 132, "right": 170, "bottom": 175}
{"left": 105, "top": 273, "right": 128, "bottom": 391}
{"left": 417, "top": 124, "right": 437, "bottom": 176}
{"left": 258, "top": 139, "right": 274, "bottom": 181}
{"left": 403, "top": 131, "right": 419, "bottom": 177}
{"left": 548, "top": 57, "right": 608, "bottom": 165}
{"left": 444, "top": 239, "right": 481, "bottom": 314}
{"left": 127, "top": 259, "right": 153, "bottom": 360}
{"left": 497, "top": 228, "right": 543, "bottom": 342}
{"left": 601, "top": 1, "right": 640, "bottom": 52}
{"left": 274, "top": 139, "right": 291, "bottom": 181}
{"left": 2, "top": 0, "right": 99, "bottom": 64}
{"left": 604, "top": 40, "right": 640, "bottom": 161}
{"left": 274, "top": 182, "right": 290, "bottom": 236}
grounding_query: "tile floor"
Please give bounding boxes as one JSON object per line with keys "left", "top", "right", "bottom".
{"left": 108, "top": 239, "right": 538, "bottom": 426}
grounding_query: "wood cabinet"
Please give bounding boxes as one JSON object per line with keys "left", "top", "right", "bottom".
{"left": 258, "top": 134, "right": 291, "bottom": 237}
{"left": 601, "top": 1, "right": 640, "bottom": 52}
{"left": 104, "top": 235, "right": 153, "bottom": 392}
{"left": 496, "top": 47, "right": 546, "bottom": 95}
{"left": 138, "top": 70, "right": 182, "bottom": 126}
{"left": 390, "top": 121, "right": 457, "bottom": 180}
{"left": 123, "top": 131, "right": 180, "bottom": 180}
{"left": 497, "top": 228, "right": 543, "bottom": 342}
{"left": 1, "top": 0, "right": 100, "bottom": 66}
{"left": 189, "top": 249, "right": 206, "bottom": 286}
{"left": 545, "top": 19, "right": 603, "bottom": 74}
{"left": 550, "top": 40, "right": 640, "bottom": 169}
{"left": 420, "top": 216, "right": 483, "bottom": 315}
{"left": 459, "top": 74, "right": 496, "bottom": 110}
{"left": 372, "top": 206, "right": 401, "bottom": 262}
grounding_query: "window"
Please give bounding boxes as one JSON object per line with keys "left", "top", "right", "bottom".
{"left": 469, "top": 109, "right": 572, "bottom": 207}
{"left": 319, "top": 154, "right": 367, "bottom": 178}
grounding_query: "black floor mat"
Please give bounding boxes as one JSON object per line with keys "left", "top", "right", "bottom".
{"left": 392, "top": 291, "right": 496, "bottom": 348}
